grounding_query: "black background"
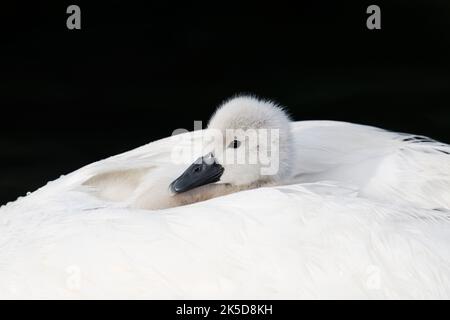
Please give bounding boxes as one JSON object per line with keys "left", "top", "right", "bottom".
{"left": 1, "top": 1, "right": 449, "bottom": 205}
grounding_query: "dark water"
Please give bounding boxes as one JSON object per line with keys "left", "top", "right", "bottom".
{"left": 1, "top": 2, "right": 450, "bottom": 204}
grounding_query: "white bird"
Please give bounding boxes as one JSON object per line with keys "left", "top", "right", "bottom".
{"left": 0, "top": 95, "right": 449, "bottom": 299}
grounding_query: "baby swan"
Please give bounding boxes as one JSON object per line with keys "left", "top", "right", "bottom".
{"left": 168, "top": 96, "right": 293, "bottom": 207}
{"left": 84, "top": 96, "right": 293, "bottom": 210}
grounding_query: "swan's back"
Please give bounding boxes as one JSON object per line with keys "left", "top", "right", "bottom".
{"left": 292, "top": 121, "right": 450, "bottom": 210}
{"left": 66, "top": 120, "right": 450, "bottom": 211}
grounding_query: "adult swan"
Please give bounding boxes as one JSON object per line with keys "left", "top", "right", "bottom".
{"left": 1, "top": 96, "right": 449, "bottom": 299}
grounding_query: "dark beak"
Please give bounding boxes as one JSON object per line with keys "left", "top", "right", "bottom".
{"left": 170, "top": 153, "right": 224, "bottom": 193}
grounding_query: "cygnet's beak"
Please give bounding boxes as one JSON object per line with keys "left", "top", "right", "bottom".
{"left": 170, "top": 153, "right": 224, "bottom": 194}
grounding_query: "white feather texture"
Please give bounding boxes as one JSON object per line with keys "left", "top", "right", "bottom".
{"left": 0, "top": 96, "right": 449, "bottom": 299}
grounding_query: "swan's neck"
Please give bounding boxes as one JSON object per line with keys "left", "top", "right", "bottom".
{"left": 172, "top": 180, "right": 275, "bottom": 208}
{"left": 133, "top": 179, "right": 279, "bottom": 210}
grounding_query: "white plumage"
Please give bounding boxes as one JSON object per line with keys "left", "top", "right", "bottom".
{"left": 1, "top": 96, "right": 449, "bottom": 299}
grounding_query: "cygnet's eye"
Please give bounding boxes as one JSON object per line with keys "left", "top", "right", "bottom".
{"left": 228, "top": 139, "right": 241, "bottom": 149}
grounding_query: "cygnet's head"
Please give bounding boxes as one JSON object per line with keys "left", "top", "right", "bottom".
{"left": 170, "top": 95, "right": 292, "bottom": 193}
